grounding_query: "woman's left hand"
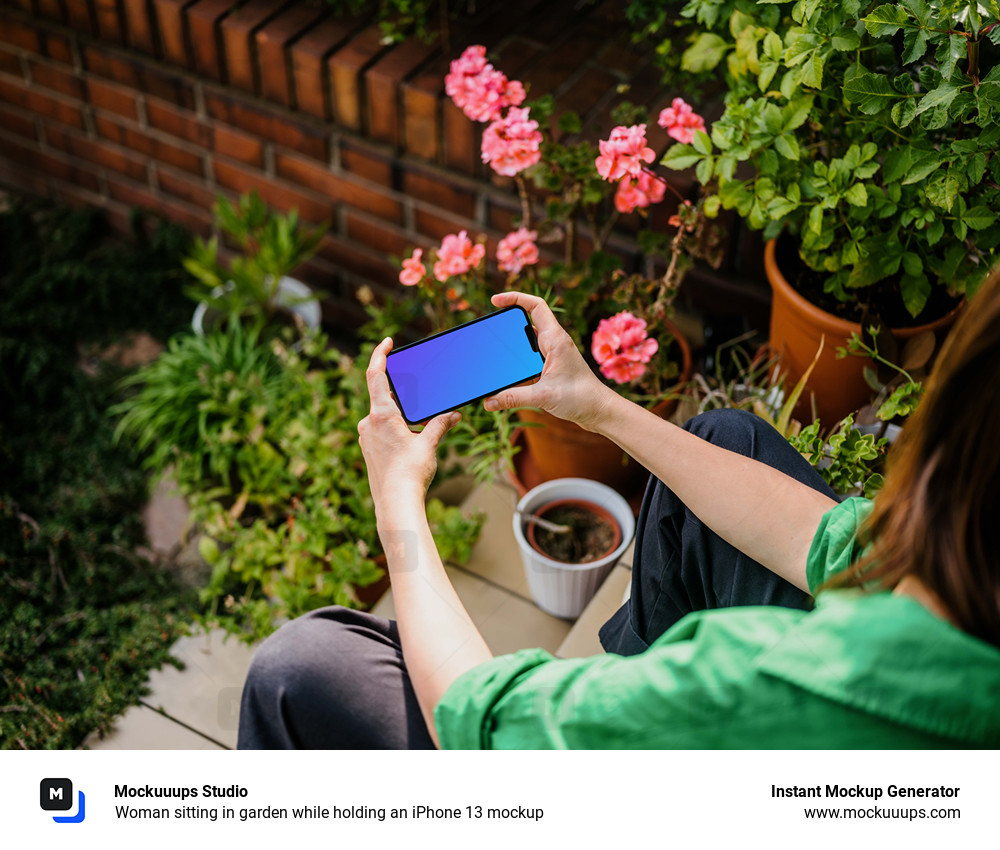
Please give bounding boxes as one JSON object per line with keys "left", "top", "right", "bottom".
{"left": 358, "top": 337, "right": 461, "bottom": 520}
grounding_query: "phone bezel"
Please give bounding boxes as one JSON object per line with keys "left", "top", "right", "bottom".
{"left": 385, "top": 305, "right": 544, "bottom": 425}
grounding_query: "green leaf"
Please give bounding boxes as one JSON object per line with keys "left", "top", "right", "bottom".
{"left": 863, "top": 4, "right": 909, "bottom": 37}
{"left": 783, "top": 95, "right": 815, "bottom": 131}
{"left": 808, "top": 204, "right": 823, "bottom": 235}
{"left": 902, "top": 26, "right": 930, "bottom": 63}
{"left": 661, "top": 143, "right": 700, "bottom": 170}
{"left": 703, "top": 195, "right": 721, "bottom": 217}
{"left": 844, "top": 183, "right": 868, "bottom": 206}
{"left": 682, "top": 32, "right": 729, "bottom": 73}
{"left": 696, "top": 156, "right": 714, "bottom": 186}
{"left": 901, "top": 0, "right": 929, "bottom": 22}
{"left": 900, "top": 273, "right": 931, "bottom": 318}
{"left": 915, "top": 83, "right": 959, "bottom": 116}
{"left": 843, "top": 70, "right": 897, "bottom": 115}
{"left": 557, "top": 111, "right": 582, "bottom": 134}
{"left": 902, "top": 251, "right": 922, "bottom": 276}
{"left": 901, "top": 152, "right": 941, "bottom": 185}
{"left": 936, "top": 34, "right": 966, "bottom": 81}
{"left": 199, "top": 536, "right": 221, "bottom": 565}
{"left": 925, "top": 171, "right": 961, "bottom": 211}
{"left": 774, "top": 134, "right": 800, "bottom": 160}
{"left": 968, "top": 152, "right": 987, "bottom": 185}
{"left": 692, "top": 129, "right": 713, "bottom": 155}
{"left": 926, "top": 218, "right": 945, "bottom": 245}
{"left": 964, "top": 205, "right": 996, "bottom": 230}
{"left": 831, "top": 28, "right": 861, "bottom": 51}
{"left": 891, "top": 98, "right": 917, "bottom": 128}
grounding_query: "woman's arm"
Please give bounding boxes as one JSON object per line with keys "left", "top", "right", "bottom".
{"left": 358, "top": 339, "right": 492, "bottom": 747}
{"left": 484, "top": 292, "right": 837, "bottom": 592}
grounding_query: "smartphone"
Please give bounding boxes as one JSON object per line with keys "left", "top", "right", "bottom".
{"left": 385, "top": 305, "right": 544, "bottom": 424}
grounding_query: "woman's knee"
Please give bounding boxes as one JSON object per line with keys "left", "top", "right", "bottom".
{"left": 683, "top": 408, "right": 773, "bottom": 457}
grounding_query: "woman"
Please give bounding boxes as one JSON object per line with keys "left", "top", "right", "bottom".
{"left": 238, "top": 271, "right": 1000, "bottom": 749}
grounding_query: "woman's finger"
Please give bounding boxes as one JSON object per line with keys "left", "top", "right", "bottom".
{"left": 490, "top": 291, "right": 562, "bottom": 338}
{"left": 420, "top": 411, "right": 462, "bottom": 448}
{"left": 365, "top": 337, "right": 397, "bottom": 411}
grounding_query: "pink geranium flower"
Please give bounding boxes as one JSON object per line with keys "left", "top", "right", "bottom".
{"left": 614, "top": 171, "right": 667, "bottom": 214}
{"left": 445, "top": 45, "right": 525, "bottom": 123}
{"left": 481, "top": 107, "right": 542, "bottom": 176}
{"left": 591, "top": 311, "right": 659, "bottom": 384}
{"left": 432, "top": 231, "right": 485, "bottom": 282}
{"left": 399, "top": 248, "right": 426, "bottom": 286}
{"left": 595, "top": 124, "right": 655, "bottom": 182}
{"left": 657, "top": 98, "right": 706, "bottom": 144}
{"left": 496, "top": 228, "right": 539, "bottom": 274}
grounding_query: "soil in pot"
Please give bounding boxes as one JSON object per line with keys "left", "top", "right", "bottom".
{"left": 530, "top": 504, "right": 619, "bottom": 564}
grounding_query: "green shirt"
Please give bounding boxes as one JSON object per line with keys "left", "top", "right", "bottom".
{"left": 435, "top": 498, "right": 1000, "bottom": 748}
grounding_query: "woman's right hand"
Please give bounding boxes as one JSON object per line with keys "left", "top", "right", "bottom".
{"left": 483, "top": 291, "right": 617, "bottom": 432}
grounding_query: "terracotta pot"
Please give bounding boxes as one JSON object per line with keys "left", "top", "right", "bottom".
{"left": 517, "top": 318, "right": 692, "bottom": 500}
{"left": 352, "top": 554, "right": 391, "bottom": 608}
{"left": 525, "top": 498, "right": 623, "bottom": 564}
{"left": 765, "top": 239, "right": 961, "bottom": 425}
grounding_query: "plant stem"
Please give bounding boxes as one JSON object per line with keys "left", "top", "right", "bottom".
{"left": 515, "top": 175, "right": 532, "bottom": 230}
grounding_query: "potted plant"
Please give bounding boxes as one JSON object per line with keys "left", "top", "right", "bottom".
{"left": 658, "top": 0, "right": 999, "bottom": 423}
{"left": 512, "top": 477, "right": 635, "bottom": 618}
{"left": 113, "top": 323, "right": 485, "bottom": 642}
{"left": 184, "top": 190, "right": 327, "bottom": 338}
{"left": 379, "top": 45, "right": 715, "bottom": 499}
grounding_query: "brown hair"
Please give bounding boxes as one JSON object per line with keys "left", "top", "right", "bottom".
{"left": 828, "top": 265, "right": 1000, "bottom": 648}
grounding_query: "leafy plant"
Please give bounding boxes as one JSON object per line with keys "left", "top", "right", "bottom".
{"left": 0, "top": 198, "right": 194, "bottom": 749}
{"left": 114, "top": 325, "right": 484, "bottom": 642}
{"left": 789, "top": 415, "right": 887, "bottom": 498}
{"left": 183, "top": 191, "right": 326, "bottom": 333}
{"left": 324, "top": 0, "right": 477, "bottom": 45}
{"left": 661, "top": 0, "right": 1000, "bottom": 322}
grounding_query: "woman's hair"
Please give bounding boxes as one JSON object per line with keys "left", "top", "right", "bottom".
{"left": 829, "top": 264, "right": 1000, "bottom": 648}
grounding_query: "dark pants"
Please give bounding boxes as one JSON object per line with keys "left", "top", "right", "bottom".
{"left": 237, "top": 409, "right": 836, "bottom": 749}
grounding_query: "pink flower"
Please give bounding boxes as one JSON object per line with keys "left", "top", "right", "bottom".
{"left": 496, "top": 228, "right": 539, "bottom": 274}
{"left": 399, "top": 248, "right": 426, "bottom": 286}
{"left": 481, "top": 107, "right": 542, "bottom": 176}
{"left": 614, "top": 171, "right": 667, "bottom": 214}
{"left": 432, "top": 231, "right": 485, "bottom": 282}
{"left": 591, "top": 311, "right": 659, "bottom": 384}
{"left": 445, "top": 45, "right": 525, "bottom": 123}
{"left": 657, "top": 97, "right": 706, "bottom": 144}
{"left": 595, "top": 124, "right": 655, "bottom": 182}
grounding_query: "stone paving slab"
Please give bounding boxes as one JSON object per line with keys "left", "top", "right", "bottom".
{"left": 82, "top": 704, "right": 225, "bottom": 750}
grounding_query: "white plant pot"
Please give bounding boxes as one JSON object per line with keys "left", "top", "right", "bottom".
{"left": 191, "top": 276, "right": 321, "bottom": 335}
{"left": 513, "top": 478, "right": 635, "bottom": 619}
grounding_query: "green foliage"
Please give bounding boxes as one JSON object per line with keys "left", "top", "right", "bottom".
{"left": 660, "top": 0, "right": 1000, "bottom": 320}
{"left": 789, "top": 415, "right": 887, "bottom": 498}
{"left": 323, "top": 0, "right": 475, "bottom": 44}
{"left": 115, "top": 325, "right": 484, "bottom": 643}
{"left": 183, "top": 192, "right": 326, "bottom": 332}
{"left": 0, "top": 199, "right": 194, "bottom": 749}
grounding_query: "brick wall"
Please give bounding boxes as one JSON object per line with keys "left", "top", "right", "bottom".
{"left": 0, "top": 0, "right": 768, "bottom": 334}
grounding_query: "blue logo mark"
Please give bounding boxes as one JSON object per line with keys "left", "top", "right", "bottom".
{"left": 41, "top": 779, "right": 86, "bottom": 823}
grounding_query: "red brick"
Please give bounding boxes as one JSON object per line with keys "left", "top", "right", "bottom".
{"left": 146, "top": 97, "right": 210, "bottom": 144}
{"left": 5, "top": 0, "right": 33, "bottom": 12}
{"left": 0, "top": 16, "right": 40, "bottom": 52}
{"left": 0, "top": 48, "right": 21, "bottom": 78}
{"left": 87, "top": 77, "right": 138, "bottom": 119}
{"left": 275, "top": 151, "right": 402, "bottom": 224}
{"left": 0, "top": 133, "right": 101, "bottom": 191}
{"left": 211, "top": 122, "right": 262, "bottom": 167}
{"left": 157, "top": 195, "right": 214, "bottom": 233}
{"left": 254, "top": 3, "right": 327, "bottom": 108}
{"left": 339, "top": 138, "right": 392, "bottom": 187}
{"left": 414, "top": 206, "right": 474, "bottom": 242}
{"left": 327, "top": 24, "right": 388, "bottom": 131}
{"left": 156, "top": 163, "right": 217, "bottom": 209}
{"left": 94, "top": 0, "right": 125, "bottom": 43}
{"left": 122, "top": 0, "right": 158, "bottom": 53}
{"left": 315, "top": 233, "right": 399, "bottom": 288}
{"left": 65, "top": 1, "right": 94, "bottom": 34}
{"left": 400, "top": 81, "right": 438, "bottom": 162}
{"left": 220, "top": 0, "right": 285, "bottom": 94}
{"left": 442, "top": 99, "right": 478, "bottom": 175}
{"left": 106, "top": 174, "right": 158, "bottom": 208}
{"left": 154, "top": 0, "right": 195, "bottom": 65}
{"left": 94, "top": 113, "right": 204, "bottom": 175}
{"left": 35, "top": 0, "right": 67, "bottom": 25}
{"left": 343, "top": 210, "right": 411, "bottom": 258}
{"left": 44, "top": 123, "right": 150, "bottom": 181}
{"left": 401, "top": 166, "right": 476, "bottom": 219}
{"left": 83, "top": 46, "right": 196, "bottom": 108}
{"left": 556, "top": 66, "right": 617, "bottom": 139}
{"left": 204, "top": 89, "right": 327, "bottom": 159}
{"left": 0, "top": 76, "right": 85, "bottom": 128}
{"left": 365, "top": 36, "right": 441, "bottom": 149}
{"left": 186, "top": 0, "right": 235, "bottom": 81}
{"left": 29, "top": 59, "right": 86, "bottom": 100}
{"left": 289, "top": 14, "right": 365, "bottom": 119}
{"left": 213, "top": 159, "right": 333, "bottom": 225}
{"left": 0, "top": 104, "right": 37, "bottom": 140}
{"left": 41, "top": 30, "right": 73, "bottom": 65}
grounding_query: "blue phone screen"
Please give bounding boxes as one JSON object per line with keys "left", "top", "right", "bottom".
{"left": 386, "top": 306, "right": 544, "bottom": 423}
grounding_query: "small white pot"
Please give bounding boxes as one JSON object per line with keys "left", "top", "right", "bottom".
{"left": 513, "top": 478, "right": 635, "bottom": 619}
{"left": 192, "top": 276, "right": 321, "bottom": 335}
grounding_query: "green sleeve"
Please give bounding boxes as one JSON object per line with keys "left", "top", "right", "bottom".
{"left": 434, "top": 607, "right": 800, "bottom": 749}
{"left": 806, "top": 497, "right": 875, "bottom": 595}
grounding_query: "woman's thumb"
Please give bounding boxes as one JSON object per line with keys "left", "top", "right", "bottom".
{"left": 421, "top": 411, "right": 461, "bottom": 446}
{"left": 484, "top": 386, "right": 534, "bottom": 412}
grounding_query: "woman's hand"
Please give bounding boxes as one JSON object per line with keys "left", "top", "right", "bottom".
{"left": 358, "top": 337, "right": 460, "bottom": 521}
{"left": 484, "top": 292, "right": 617, "bottom": 432}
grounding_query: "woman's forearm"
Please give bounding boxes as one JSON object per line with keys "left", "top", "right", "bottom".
{"left": 377, "top": 495, "right": 492, "bottom": 747}
{"left": 592, "top": 392, "right": 836, "bottom": 592}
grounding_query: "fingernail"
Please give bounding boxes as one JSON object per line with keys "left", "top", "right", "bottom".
{"left": 484, "top": 399, "right": 497, "bottom": 411}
